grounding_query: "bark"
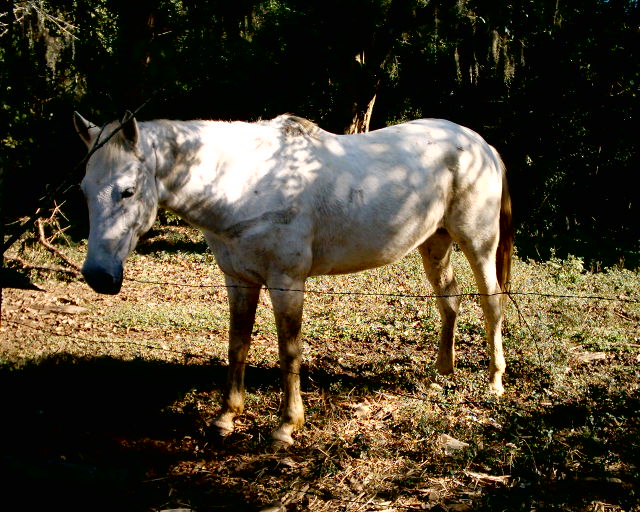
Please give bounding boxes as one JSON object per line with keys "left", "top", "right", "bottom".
{"left": 344, "top": 0, "right": 417, "bottom": 133}
{"left": 112, "top": 1, "right": 157, "bottom": 110}
{"left": 347, "top": 93, "right": 377, "bottom": 134}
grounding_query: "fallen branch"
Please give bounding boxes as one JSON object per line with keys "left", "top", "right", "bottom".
{"left": 36, "top": 218, "right": 81, "bottom": 272}
{"left": 4, "top": 255, "right": 80, "bottom": 277}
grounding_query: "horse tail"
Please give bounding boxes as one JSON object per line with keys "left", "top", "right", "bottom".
{"left": 493, "top": 147, "right": 513, "bottom": 297}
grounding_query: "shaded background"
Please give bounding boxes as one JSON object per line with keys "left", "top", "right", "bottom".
{"left": 1, "top": 0, "right": 638, "bottom": 267}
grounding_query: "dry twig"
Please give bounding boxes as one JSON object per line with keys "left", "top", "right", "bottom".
{"left": 36, "top": 217, "right": 81, "bottom": 272}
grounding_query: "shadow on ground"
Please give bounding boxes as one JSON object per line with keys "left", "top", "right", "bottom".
{"left": 137, "top": 226, "right": 210, "bottom": 255}
{"left": 0, "top": 352, "right": 408, "bottom": 511}
{"left": 0, "top": 356, "right": 259, "bottom": 511}
{"left": 2, "top": 351, "right": 638, "bottom": 511}
{"left": 475, "top": 382, "right": 640, "bottom": 511}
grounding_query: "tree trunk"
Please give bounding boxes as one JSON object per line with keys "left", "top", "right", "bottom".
{"left": 347, "top": 93, "right": 377, "bottom": 134}
{"left": 342, "top": 0, "right": 417, "bottom": 133}
{"left": 112, "top": 1, "right": 157, "bottom": 110}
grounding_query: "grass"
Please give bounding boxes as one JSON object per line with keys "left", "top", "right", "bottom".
{"left": 2, "top": 224, "right": 639, "bottom": 511}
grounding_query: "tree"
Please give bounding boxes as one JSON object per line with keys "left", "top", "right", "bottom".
{"left": 1, "top": 0, "right": 638, "bottom": 266}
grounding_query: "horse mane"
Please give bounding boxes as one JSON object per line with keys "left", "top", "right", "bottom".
{"left": 274, "top": 114, "right": 322, "bottom": 139}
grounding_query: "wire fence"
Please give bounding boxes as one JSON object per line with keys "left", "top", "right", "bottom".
{"left": 2, "top": 267, "right": 638, "bottom": 511}
{"left": 2, "top": 269, "right": 638, "bottom": 392}
{"left": 3, "top": 270, "right": 639, "bottom": 352}
{"left": 125, "top": 275, "right": 640, "bottom": 303}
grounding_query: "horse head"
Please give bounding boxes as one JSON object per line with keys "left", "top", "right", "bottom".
{"left": 74, "top": 112, "right": 159, "bottom": 294}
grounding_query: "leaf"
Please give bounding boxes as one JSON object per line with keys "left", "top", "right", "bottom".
{"left": 465, "top": 470, "right": 510, "bottom": 485}
{"left": 437, "top": 434, "right": 470, "bottom": 455}
{"left": 574, "top": 351, "right": 608, "bottom": 364}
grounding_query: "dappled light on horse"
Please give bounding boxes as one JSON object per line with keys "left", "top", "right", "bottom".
{"left": 74, "top": 111, "right": 513, "bottom": 447}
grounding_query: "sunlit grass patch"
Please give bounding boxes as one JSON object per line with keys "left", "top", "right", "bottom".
{"left": 2, "top": 224, "right": 639, "bottom": 510}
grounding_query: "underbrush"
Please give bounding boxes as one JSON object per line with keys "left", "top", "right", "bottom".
{"left": 2, "top": 225, "right": 639, "bottom": 511}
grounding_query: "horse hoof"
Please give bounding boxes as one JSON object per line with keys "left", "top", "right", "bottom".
{"left": 212, "top": 416, "right": 235, "bottom": 437}
{"left": 271, "top": 426, "right": 295, "bottom": 449}
{"left": 488, "top": 381, "right": 505, "bottom": 396}
{"left": 271, "top": 433, "right": 294, "bottom": 449}
{"left": 271, "top": 438, "right": 293, "bottom": 452}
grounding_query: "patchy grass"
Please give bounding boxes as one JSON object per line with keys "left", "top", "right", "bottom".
{"left": 2, "top": 225, "right": 639, "bottom": 511}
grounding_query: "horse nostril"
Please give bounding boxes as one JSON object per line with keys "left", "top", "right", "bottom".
{"left": 82, "top": 267, "right": 123, "bottom": 295}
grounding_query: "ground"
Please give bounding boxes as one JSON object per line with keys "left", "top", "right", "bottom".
{"left": 1, "top": 224, "right": 639, "bottom": 511}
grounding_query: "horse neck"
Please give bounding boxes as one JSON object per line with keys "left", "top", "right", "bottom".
{"left": 143, "top": 120, "right": 231, "bottom": 230}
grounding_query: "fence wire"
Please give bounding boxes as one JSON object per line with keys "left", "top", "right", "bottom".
{"left": 2, "top": 316, "right": 539, "bottom": 416}
{"left": 123, "top": 275, "right": 640, "bottom": 304}
{"left": 2, "top": 269, "right": 638, "bottom": 396}
{"left": 2, "top": 272, "right": 637, "bottom": 511}
{"left": 2, "top": 270, "right": 638, "bottom": 369}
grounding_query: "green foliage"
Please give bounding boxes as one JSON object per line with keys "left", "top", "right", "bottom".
{"left": 1, "top": 0, "right": 638, "bottom": 267}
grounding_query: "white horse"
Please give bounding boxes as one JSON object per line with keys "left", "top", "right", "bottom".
{"left": 74, "top": 112, "right": 513, "bottom": 446}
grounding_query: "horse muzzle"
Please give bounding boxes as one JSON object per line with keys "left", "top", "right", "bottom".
{"left": 82, "top": 264, "right": 123, "bottom": 295}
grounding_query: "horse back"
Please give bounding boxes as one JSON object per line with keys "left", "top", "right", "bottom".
{"left": 297, "top": 119, "right": 504, "bottom": 275}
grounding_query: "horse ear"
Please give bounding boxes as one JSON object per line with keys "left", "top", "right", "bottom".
{"left": 120, "top": 111, "right": 139, "bottom": 146}
{"left": 73, "top": 111, "right": 98, "bottom": 147}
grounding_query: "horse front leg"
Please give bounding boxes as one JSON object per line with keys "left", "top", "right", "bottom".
{"left": 213, "top": 275, "right": 260, "bottom": 436}
{"left": 267, "top": 280, "right": 306, "bottom": 447}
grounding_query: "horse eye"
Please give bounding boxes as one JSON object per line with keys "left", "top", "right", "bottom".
{"left": 121, "top": 187, "right": 136, "bottom": 199}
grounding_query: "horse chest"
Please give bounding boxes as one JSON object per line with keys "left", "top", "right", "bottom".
{"left": 203, "top": 215, "right": 314, "bottom": 284}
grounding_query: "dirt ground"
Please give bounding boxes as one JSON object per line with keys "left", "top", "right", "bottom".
{"left": 2, "top": 228, "right": 639, "bottom": 511}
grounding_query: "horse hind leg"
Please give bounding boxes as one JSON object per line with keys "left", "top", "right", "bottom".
{"left": 419, "top": 229, "right": 461, "bottom": 376}
{"left": 458, "top": 237, "right": 506, "bottom": 396}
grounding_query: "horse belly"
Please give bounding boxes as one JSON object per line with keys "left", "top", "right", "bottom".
{"left": 307, "top": 175, "right": 449, "bottom": 276}
{"left": 309, "top": 214, "right": 436, "bottom": 276}
{"left": 310, "top": 249, "right": 412, "bottom": 276}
